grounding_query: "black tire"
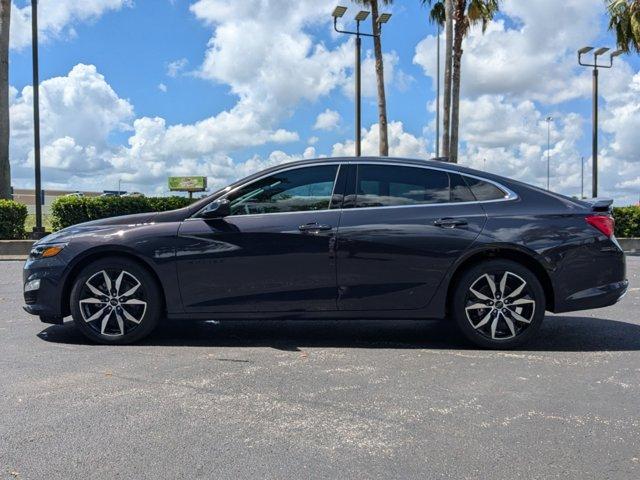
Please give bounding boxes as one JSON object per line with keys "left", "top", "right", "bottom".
{"left": 451, "top": 259, "right": 545, "bottom": 349}
{"left": 70, "top": 256, "right": 162, "bottom": 344}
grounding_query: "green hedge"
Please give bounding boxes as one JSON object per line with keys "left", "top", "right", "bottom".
{"left": 51, "top": 195, "right": 193, "bottom": 230}
{"left": 0, "top": 200, "right": 28, "bottom": 239}
{"left": 613, "top": 206, "right": 640, "bottom": 238}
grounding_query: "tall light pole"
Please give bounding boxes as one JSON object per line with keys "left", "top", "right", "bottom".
{"left": 580, "top": 156, "right": 585, "bottom": 199}
{"left": 578, "top": 46, "right": 623, "bottom": 198}
{"left": 435, "top": 24, "right": 440, "bottom": 157}
{"left": 545, "top": 116, "right": 553, "bottom": 190}
{"left": 332, "top": 6, "right": 391, "bottom": 157}
{"left": 31, "top": 0, "right": 45, "bottom": 237}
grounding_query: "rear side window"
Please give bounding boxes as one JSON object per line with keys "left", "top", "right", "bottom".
{"left": 355, "top": 165, "right": 450, "bottom": 208}
{"left": 462, "top": 175, "right": 507, "bottom": 201}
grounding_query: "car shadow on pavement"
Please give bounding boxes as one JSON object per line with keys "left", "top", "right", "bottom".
{"left": 37, "top": 315, "right": 640, "bottom": 352}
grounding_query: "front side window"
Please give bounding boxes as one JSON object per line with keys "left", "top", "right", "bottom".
{"left": 354, "top": 165, "right": 451, "bottom": 208}
{"left": 226, "top": 165, "right": 339, "bottom": 216}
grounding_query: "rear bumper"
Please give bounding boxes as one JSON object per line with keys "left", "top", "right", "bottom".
{"left": 554, "top": 279, "right": 628, "bottom": 313}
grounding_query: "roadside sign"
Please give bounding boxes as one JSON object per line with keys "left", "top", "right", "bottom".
{"left": 168, "top": 176, "right": 208, "bottom": 192}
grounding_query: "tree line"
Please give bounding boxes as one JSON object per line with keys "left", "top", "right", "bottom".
{"left": 0, "top": 0, "right": 638, "bottom": 199}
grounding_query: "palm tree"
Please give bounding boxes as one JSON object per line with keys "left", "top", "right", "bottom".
{"left": 424, "top": 0, "right": 453, "bottom": 160}
{"left": 607, "top": 0, "right": 640, "bottom": 53}
{"left": 356, "top": 0, "right": 392, "bottom": 156}
{"left": 450, "top": 0, "right": 499, "bottom": 163}
{"left": 427, "top": 0, "right": 499, "bottom": 163}
{"left": 0, "top": 0, "right": 10, "bottom": 199}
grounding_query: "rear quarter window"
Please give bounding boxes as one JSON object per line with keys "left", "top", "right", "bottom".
{"left": 463, "top": 176, "right": 508, "bottom": 201}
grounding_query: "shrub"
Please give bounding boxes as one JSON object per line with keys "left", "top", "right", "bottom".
{"left": 51, "top": 195, "right": 194, "bottom": 230}
{"left": 0, "top": 200, "right": 28, "bottom": 239}
{"left": 147, "top": 196, "right": 193, "bottom": 212}
{"left": 613, "top": 206, "right": 640, "bottom": 238}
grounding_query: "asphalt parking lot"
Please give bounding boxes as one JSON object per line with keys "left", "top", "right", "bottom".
{"left": 1, "top": 258, "right": 639, "bottom": 480}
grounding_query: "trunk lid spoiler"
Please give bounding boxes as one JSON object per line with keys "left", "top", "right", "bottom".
{"left": 582, "top": 198, "right": 613, "bottom": 213}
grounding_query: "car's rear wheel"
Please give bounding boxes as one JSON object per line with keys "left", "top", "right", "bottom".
{"left": 451, "top": 259, "right": 545, "bottom": 349}
{"left": 70, "top": 257, "right": 162, "bottom": 344}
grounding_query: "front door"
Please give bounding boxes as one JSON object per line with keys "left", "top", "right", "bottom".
{"left": 336, "top": 163, "right": 486, "bottom": 311}
{"left": 175, "top": 164, "right": 343, "bottom": 313}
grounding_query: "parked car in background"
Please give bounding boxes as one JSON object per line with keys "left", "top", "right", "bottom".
{"left": 122, "top": 192, "right": 145, "bottom": 198}
{"left": 64, "top": 192, "right": 84, "bottom": 198}
{"left": 23, "top": 157, "right": 627, "bottom": 348}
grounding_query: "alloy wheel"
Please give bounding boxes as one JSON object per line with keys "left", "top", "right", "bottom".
{"left": 79, "top": 269, "right": 147, "bottom": 337}
{"left": 464, "top": 271, "right": 536, "bottom": 340}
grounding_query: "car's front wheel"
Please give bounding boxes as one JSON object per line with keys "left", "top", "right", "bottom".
{"left": 70, "top": 257, "right": 162, "bottom": 344}
{"left": 451, "top": 259, "right": 546, "bottom": 349}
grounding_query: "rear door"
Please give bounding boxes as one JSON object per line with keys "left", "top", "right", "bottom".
{"left": 336, "top": 163, "right": 486, "bottom": 311}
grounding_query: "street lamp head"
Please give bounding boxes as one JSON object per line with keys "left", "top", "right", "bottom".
{"left": 377, "top": 13, "right": 392, "bottom": 24}
{"left": 355, "top": 10, "right": 370, "bottom": 22}
{"left": 611, "top": 49, "right": 625, "bottom": 58}
{"left": 594, "top": 47, "right": 610, "bottom": 56}
{"left": 332, "top": 6, "right": 347, "bottom": 18}
{"left": 546, "top": 116, "right": 553, "bottom": 122}
{"left": 577, "top": 46, "right": 594, "bottom": 55}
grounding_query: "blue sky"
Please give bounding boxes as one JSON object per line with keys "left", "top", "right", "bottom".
{"left": 7, "top": 0, "right": 640, "bottom": 204}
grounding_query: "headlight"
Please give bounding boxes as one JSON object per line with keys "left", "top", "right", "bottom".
{"left": 24, "top": 279, "right": 41, "bottom": 292}
{"left": 29, "top": 243, "right": 67, "bottom": 259}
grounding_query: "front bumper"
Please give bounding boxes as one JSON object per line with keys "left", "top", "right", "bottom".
{"left": 22, "top": 254, "right": 70, "bottom": 321}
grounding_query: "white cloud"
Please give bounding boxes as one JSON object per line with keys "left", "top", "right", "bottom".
{"left": 411, "top": 0, "right": 640, "bottom": 205}
{"left": 332, "top": 121, "right": 429, "bottom": 159}
{"left": 166, "top": 58, "right": 189, "bottom": 78}
{"left": 457, "top": 95, "right": 584, "bottom": 191}
{"left": 313, "top": 109, "right": 341, "bottom": 131}
{"left": 10, "top": 64, "right": 133, "bottom": 160}
{"left": 10, "top": 0, "right": 131, "bottom": 50}
{"left": 413, "top": 0, "right": 601, "bottom": 104}
{"left": 158, "top": 83, "right": 167, "bottom": 93}
{"left": 192, "top": 0, "right": 352, "bottom": 130}
{"left": 341, "top": 50, "right": 412, "bottom": 100}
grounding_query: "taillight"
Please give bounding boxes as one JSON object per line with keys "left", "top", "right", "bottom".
{"left": 586, "top": 215, "right": 615, "bottom": 237}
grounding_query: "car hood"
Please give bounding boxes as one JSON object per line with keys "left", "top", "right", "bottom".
{"left": 35, "top": 208, "right": 190, "bottom": 245}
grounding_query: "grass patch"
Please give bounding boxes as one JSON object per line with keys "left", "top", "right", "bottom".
{"left": 24, "top": 214, "right": 54, "bottom": 234}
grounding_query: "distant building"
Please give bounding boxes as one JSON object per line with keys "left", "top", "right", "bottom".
{"left": 11, "top": 188, "right": 102, "bottom": 214}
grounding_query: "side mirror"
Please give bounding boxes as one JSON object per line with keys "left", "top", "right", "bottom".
{"left": 200, "top": 199, "right": 231, "bottom": 219}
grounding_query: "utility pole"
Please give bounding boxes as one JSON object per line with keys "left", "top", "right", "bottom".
{"left": 581, "top": 156, "right": 584, "bottom": 199}
{"left": 435, "top": 24, "right": 440, "bottom": 157}
{"left": 545, "top": 116, "right": 553, "bottom": 191}
{"left": 31, "top": 0, "right": 45, "bottom": 237}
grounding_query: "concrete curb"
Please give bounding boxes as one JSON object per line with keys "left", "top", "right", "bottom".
{"left": 0, "top": 238, "right": 639, "bottom": 261}
{"left": 619, "top": 238, "right": 640, "bottom": 253}
{"left": 0, "top": 240, "right": 34, "bottom": 256}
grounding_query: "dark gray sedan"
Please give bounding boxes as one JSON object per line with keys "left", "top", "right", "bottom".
{"left": 23, "top": 157, "right": 627, "bottom": 348}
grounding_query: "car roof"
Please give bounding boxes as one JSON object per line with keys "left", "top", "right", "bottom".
{"left": 247, "top": 156, "right": 481, "bottom": 178}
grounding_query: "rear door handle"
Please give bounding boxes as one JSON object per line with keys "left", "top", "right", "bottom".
{"left": 299, "top": 222, "right": 333, "bottom": 232}
{"left": 433, "top": 217, "right": 468, "bottom": 228}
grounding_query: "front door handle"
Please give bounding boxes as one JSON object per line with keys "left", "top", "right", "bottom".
{"left": 299, "top": 222, "right": 333, "bottom": 232}
{"left": 433, "top": 217, "right": 468, "bottom": 228}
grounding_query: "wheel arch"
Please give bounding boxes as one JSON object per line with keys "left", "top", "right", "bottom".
{"left": 445, "top": 246, "right": 556, "bottom": 315}
{"left": 60, "top": 248, "right": 167, "bottom": 317}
